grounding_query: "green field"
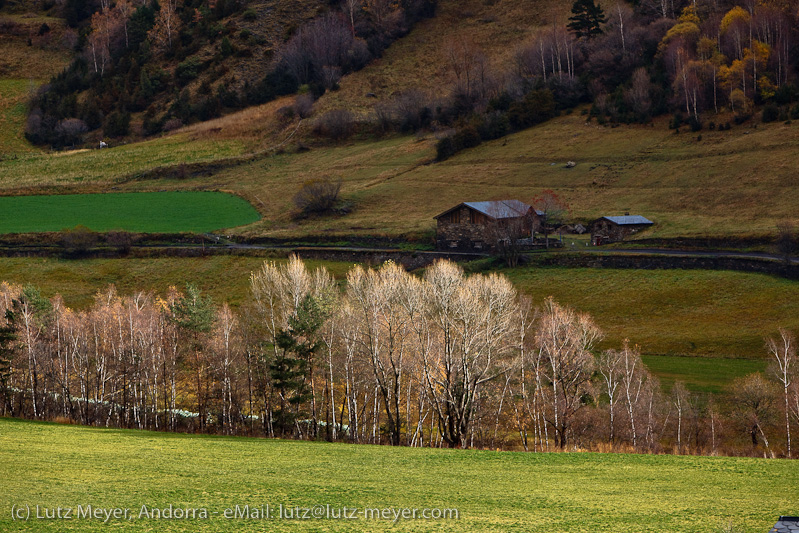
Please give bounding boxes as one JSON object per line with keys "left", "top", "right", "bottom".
{"left": 640, "top": 355, "right": 766, "bottom": 394}
{"left": 0, "top": 258, "right": 791, "bottom": 391}
{"left": 1, "top": 418, "right": 796, "bottom": 532}
{"left": 0, "top": 192, "right": 261, "bottom": 233}
{"left": 0, "top": 258, "right": 795, "bottom": 359}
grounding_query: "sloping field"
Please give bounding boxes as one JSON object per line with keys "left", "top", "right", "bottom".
{"left": 1, "top": 418, "right": 797, "bottom": 532}
{"left": 1, "top": 0, "right": 797, "bottom": 241}
{"left": 0, "top": 192, "right": 260, "bottom": 233}
{"left": 3, "top": 111, "right": 794, "bottom": 241}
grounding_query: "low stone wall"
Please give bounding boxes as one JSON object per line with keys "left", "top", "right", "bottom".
{"left": 527, "top": 253, "right": 799, "bottom": 279}
{"left": 292, "top": 248, "right": 486, "bottom": 270}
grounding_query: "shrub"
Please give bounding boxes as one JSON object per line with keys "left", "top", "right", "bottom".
{"left": 508, "top": 89, "right": 556, "bottom": 130}
{"left": 242, "top": 8, "right": 257, "bottom": 21}
{"left": 773, "top": 83, "right": 799, "bottom": 105}
{"left": 293, "top": 94, "right": 314, "bottom": 118}
{"left": 314, "top": 109, "right": 354, "bottom": 140}
{"left": 792, "top": 104, "right": 799, "bottom": 120}
{"left": 54, "top": 118, "right": 88, "bottom": 147}
{"left": 106, "top": 231, "right": 133, "bottom": 255}
{"left": 163, "top": 118, "right": 184, "bottom": 132}
{"left": 143, "top": 115, "right": 165, "bottom": 135}
{"left": 687, "top": 116, "right": 702, "bottom": 132}
{"left": 435, "top": 125, "right": 482, "bottom": 161}
{"left": 762, "top": 104, "right": 779, "bottom": 123}
{"left": 176, "top": 56, "right": 202, "bottom": 85}
{"left": 477, "top": 111, "right": 509, "bottom": 140}
{"left": 61, "top": 225, "right": 98, "bottom": 258}
{"left": 220, "top": 36, "right": 233, "bottom": 57}
{"left": 669, "top": 112, "right": 684, "bottom": 130}
{"left": 104, "top": 111, "right": 130, "bottom": 137}
{"left": 453, "top": 125, "right": 481, "bottom": 149}
{"left": 293, "top": 178, "right": 342, "bottom": 215}
{"left": 436, "top": 135, "right": 458, "bottom": 161}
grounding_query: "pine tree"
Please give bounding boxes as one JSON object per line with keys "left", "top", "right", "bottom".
{"left": 271, "top": 295, "right": 324, "bottom": 437}
{"left": 567, "top": 0, "right": 606, "bottom": 39}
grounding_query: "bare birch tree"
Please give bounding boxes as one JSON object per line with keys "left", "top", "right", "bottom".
{"left": 536, "top": 297, "right": 602, "bottom": 448}
{"left": 767, "top": 329, "right": 794, "bottom": 458}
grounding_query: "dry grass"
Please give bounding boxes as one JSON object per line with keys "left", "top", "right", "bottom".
{"left": 317, "top": 0, "right": 566, "bottom": 116}
{"left": 179, "top": 95, "right": 301, "bottom": 149}
{"left": 0, "top": 28, "right": 72, "bottom": 80}
{"left": 2, "top": 107, "right": 798, "bottom": 240}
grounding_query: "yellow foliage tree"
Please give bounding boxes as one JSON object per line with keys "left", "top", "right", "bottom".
{"left": 720, "top": 6, "right": 750, "bottom": 35}
{"left": 657, "top": 21, "right": 700, "bottom": 55}
{"left": 679, "top": 5, "right": 700, "bottom": 24}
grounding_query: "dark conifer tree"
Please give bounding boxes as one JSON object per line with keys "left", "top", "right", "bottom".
{"left": 567, "top": 0, "right": 606, "bottom": 39}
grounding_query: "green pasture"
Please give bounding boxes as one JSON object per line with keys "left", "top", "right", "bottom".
{"left": 0, "top": 418, "right": 796, "bottom": 532}
{"left": 640, "top": 355, "right": 766, "bottom": 394}
{"left": 0, "top": 258, "right": 791, "bottom": 390}
{"left": 0, "top": 134, "right": 245, "bottom": 187}
{"left": 505, "top": 266, "right": 799, "bottom": 359}
{"left": 0, "top": 192, "right": 260, "bottom": 233}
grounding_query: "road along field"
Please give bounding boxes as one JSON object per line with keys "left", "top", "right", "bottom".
{"left": 0, "top": 192, "right": 260, "bottom": 233}
{"left": 0, "top": 418, "right": 796, "bottom": 532}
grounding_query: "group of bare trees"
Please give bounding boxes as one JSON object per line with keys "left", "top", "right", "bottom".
{"left": 1, "top": 258, "right": 797, "bottom": 457}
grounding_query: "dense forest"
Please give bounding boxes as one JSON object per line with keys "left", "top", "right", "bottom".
{"left": 20, "top": 0, "right": 799, "bottom": 151}
{"left": 23, "top": 0, "right": 437, "bottom": 146}
{"left": 1, "top": 257, "right": 796, "bottom": 457}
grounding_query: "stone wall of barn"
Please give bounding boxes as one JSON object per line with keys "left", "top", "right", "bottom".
{"left": 436, "top": 207, "right": 491, "bottom": 251}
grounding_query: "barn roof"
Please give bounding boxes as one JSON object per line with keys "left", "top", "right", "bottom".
{"left": 770, "top": 516, "right": 799, "bottom": 532}
{"left": 435, "top": 200, "right": 543, "bottom": 220}
{"left": 600, "top": 215, "right": 653, "bottom": 226}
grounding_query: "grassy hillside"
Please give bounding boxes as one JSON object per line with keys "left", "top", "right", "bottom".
{"left": 1, "top": 111, "right": 796, "bottom": 241}
{"left": 318, "top": 0, "right": 563, "bottom": 115}
{"left": 1, "top": 0, "right": 797, "bottom": 241}
{"left": 0, "top": 14, "right": 71, "bottom": 155}
{"left": 1, "top": 418, "right": 797, "bottom": 532}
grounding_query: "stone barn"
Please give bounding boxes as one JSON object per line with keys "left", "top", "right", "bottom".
{"left": 590, "top": 215, "right": 653, "bottom": 245}
{"left": 434, "top": 200, "right": 543, "bottom": 252}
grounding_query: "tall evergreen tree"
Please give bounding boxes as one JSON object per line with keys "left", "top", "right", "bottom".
{"left": 170, "top": 284, "right": 215, "bottom": 431}
{"left": 271, "top": 295, "right": 324, "bottom": 438}
{"left": 567, "top": 0, "right": 606, "bottom": 39}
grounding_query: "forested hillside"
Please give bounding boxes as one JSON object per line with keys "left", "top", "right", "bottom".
{"left": 8, "top": 0, "right": 436, "bottom": 147}
{"left": 9, "top": 0, "right": 799, "bottom": 154}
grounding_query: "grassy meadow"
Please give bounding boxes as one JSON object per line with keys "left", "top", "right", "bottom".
{"left": 0, "top": 257, "right": 793, "bottom": 390}
{"left": 0, "top": 192, "right": 260, "bottom": 233}
{"left": 0, "top": 418, "right": 797, "bottom": 532}
{"left": 2, "top": 110, "right": 797, "bottom": 241}
{"left": 1, "top": 0, "right": 798, "bottom": 241}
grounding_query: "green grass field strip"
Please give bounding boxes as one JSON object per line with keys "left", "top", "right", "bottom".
{"left": 641, "top": 355, "right": 766, "bottom": 394}
{"left": 0, "top": 135, "right": 245, "bottom": 186}
{"left": 0, "top": 259, "right": 786, "bottom": 391}
{"left": 0, "top": 192, "right": 261, "bottom": 233}
{"left": 1, "top": 418, "right": 797, "bottom": 532}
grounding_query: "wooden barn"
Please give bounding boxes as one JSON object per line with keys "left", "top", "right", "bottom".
{"left": 434, "top": 200, "right": 543, "bottom": 252}
{"left": 590, "top": 215, "right": 653, "bottom": 245}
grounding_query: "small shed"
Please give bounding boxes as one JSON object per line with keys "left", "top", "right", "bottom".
{"left": 590, "top": 215, "right": 653, "bottom": 245}
{"left": 434, "top": 200, "right": 543, "bottom": 252}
